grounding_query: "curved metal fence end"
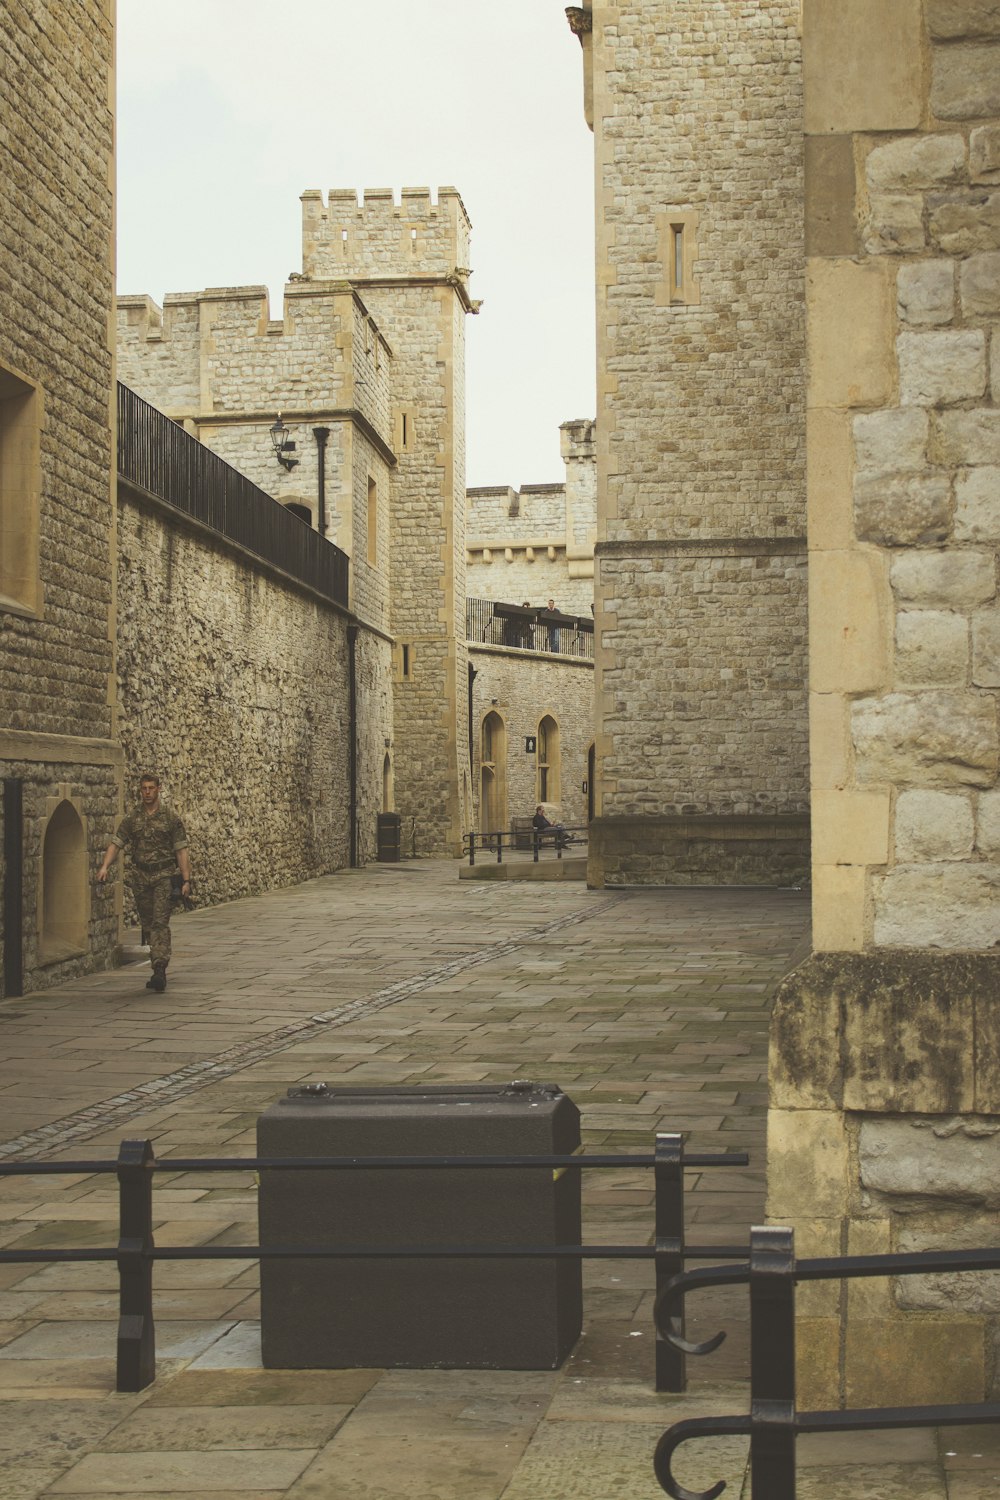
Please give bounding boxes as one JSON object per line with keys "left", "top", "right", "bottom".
{"left": 653, "top": 1418, "right": 729, "bottom": 1500}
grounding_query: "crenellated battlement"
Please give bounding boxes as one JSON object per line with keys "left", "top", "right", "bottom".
{"left": 301, "top": 186, "right": 472, "bottom": 285}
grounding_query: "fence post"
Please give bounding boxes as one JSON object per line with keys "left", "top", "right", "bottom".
{"left": 749, "top": 1225, "right": 797, "bottom": 1500}
{"left": 654, "top": 1131, "right": 686, "bottom": 1393}
{"left": 533, "top": 831, "right": 539, "bottom": 863}
{"left": 116, "top": 1138, "right": 156, "bottom": 1392}
{"left": 469, "top": 832, "right": 476, "bottom": 867}
{"left": 497, "top": 832, "right": 503, "bottom": 864}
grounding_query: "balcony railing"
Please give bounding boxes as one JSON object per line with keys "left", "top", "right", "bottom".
{"left": 117, "top": 383, "right": 349, "bottom": 610}
{"left": 466, "top": 598, "right": 594, "bottom": 659}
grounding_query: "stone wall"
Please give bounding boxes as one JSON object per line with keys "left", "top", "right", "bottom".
{"left": 116, "top": 485, "right": 392, "bottom": 904}
{"left": 0, "top": 0, "right": 120, "bottom": 995}
{"left": 467, "top": 418, "right": 597, "bottom": 617}
{"left": 768, "top": 0, "right": 1000, "bottom": 1409}
{"left": 471, "top": 645, "right": 594, "bottom": 831}
{"left": 303, "top": 188, "right": 476, "bottom": 856}
{"left": 583, "top": 0, "right": 809, "bottom": 886}
{"left": 117, "top": 283, "right": 395, "bottom": 635}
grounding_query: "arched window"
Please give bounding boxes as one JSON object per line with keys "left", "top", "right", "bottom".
{"left": 480, "top": 710, "right": 507, "bottom": 838}
{"left": 285, "top": 502, "right": 312, "bottom": 526}
{"left": 536, "top": 714, "right": 560, "bottom": 805}
{"left": 40, "top": 799, "right": 88, "bottom": 963}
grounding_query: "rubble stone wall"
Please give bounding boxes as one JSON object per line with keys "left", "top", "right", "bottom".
{"left": 116, "top": 486, "right": 392, "bottom": 904}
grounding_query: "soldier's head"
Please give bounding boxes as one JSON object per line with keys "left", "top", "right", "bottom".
{"left": 139, "top": 774, "right": 161, "bottom": 809}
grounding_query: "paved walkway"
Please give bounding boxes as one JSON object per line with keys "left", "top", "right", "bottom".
{"left": 0, "top": 862, "right": 986, "bottom": 1497}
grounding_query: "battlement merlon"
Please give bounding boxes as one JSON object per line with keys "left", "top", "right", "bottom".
{"left": 301, "top": 186, "right": 474, "bottom": 292}
{"left": 560, "top": 418, "right": 597, "bottom": 462}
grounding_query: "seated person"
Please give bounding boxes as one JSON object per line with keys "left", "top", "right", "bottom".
{"left": 532, "top": 804, "right": 572, "bottom": 847}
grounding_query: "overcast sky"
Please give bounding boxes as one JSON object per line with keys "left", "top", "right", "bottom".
{"left": 116, "top": 1, "right": 597, "bottom": 489}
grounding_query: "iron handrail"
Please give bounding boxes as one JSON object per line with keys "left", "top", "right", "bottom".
{"left": 0, "top": 1132, "right": 749, "bottom": 1394}
{"left": 654, "top": 1227, "right": 1000, "bottom": 1500}
{"left": 465, "top": 825, "right": 589, "bottom": 866}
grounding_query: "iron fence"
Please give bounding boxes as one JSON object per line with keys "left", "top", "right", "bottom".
{"left": 466, "top": 598, "right": 595, "bottom": 659}
{"left": 465, "top": 825, "right": 589, "bottom": 864}
{"left": 117, "top": 383, "right": 349, "bottom": 609}
{"left": 0, "top": 1131, "right": 746, "bottom": 1395}
{"left": 654, "top": 1225, "right": 1000, "bottom": 1499}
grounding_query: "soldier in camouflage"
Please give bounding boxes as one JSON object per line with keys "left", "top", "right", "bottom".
{"left": 97, "top": 773, "right": 191, "bottom": 992}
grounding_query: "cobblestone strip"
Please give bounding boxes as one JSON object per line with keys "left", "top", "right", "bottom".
{"left": 0, "top": 895, "right": 623, "bottom": 1161}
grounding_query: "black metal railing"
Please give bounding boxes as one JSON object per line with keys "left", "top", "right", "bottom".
{"left": 466, "top": 598, "right": 594, "bottom": 660}
{"left": 117, "top": 383, "right": 349, "bottom": 609}
{"left": 0, "top": 1131, "right": 747, "bottom": 1395}
{"left": 465, "top": 825, "right": 589, "bottom": 865}
{"left": 654, "top": 1225, "right": 1000, "bottom": 1500}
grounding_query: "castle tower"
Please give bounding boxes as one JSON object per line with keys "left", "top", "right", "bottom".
{"left": 302, "top": 188, "right": 478, "bottom": 855}
{"left": 577, "top": 1, "right": 810, "bottom": 886}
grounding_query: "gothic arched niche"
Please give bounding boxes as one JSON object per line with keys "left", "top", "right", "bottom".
{"left": 40, "top": 798, "right": 88, "bottom": 963}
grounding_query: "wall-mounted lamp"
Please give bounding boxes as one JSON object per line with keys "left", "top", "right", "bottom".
{"left": 269, "top": 414, "right": 299, "bottom": 471}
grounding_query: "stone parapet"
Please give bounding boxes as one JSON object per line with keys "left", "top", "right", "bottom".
{"left": 587, "top": 813, "right": 810, "bottom": 888}
{"left": 769, "top": 948, "right": 1000, "bottom": 1407}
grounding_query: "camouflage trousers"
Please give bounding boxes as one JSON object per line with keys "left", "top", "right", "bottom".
{"left": 131, "top": 872, "right": 174, "bottom": 969}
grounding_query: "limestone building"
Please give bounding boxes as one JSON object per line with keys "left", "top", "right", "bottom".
{"left": 571, "top": 0, "right": 1000, "bottom": 1409}
{"left": 572, "top": 0, "right": 810, "bottom": 889}
{"left": 0, "top": 0, "right": 120, "bottom": 996}
{"left": 468, "top": 419, "right": 597, "bottom": 834}
{"left": 119, "top": 188, "right": 478, "bottom": 858}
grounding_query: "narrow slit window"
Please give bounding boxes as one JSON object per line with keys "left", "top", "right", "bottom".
{"left": 402, "top": 643, "right": 411, "bottom": 678}
{"left": 367, "top": 476, "right": 378, "bottom": 566}
{"left": 673, "top": 226, "right": 684, "bottom": 291}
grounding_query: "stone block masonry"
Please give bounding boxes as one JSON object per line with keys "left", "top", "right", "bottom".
{"left": 0, "top": 1, "right": 120, "bottom": 994}
{"left": 303, "top": 188, "right": 478, "bottom": 856}
{"left": 584, "top": 1, "right": 809, "bottom": 887}
{"left": 768, "top": 0, "right": 1000, "bottom": 1413}
{"left": 116, "top": 487, "right": 393, "bottom": 903}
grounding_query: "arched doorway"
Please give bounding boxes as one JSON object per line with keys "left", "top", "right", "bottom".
{"left": 480, "top": 711, "right": 507, "bottom": 840}
{"left": 536, "top": 714, "right": 560, "bottom": 805}
{"left": 40, "top": 799, "right": 88, "bottom": 963}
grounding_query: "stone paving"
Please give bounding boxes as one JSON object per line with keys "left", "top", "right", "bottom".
{"left": 0, "top": 860, "right": 987, "bottom": 1497}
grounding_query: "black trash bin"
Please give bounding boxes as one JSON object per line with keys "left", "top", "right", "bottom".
{"left": 257, "top": 1081, "right": 582, "bottom": 1369}
{"left": 376, "top": 811, "right": 401, "bottom": 862}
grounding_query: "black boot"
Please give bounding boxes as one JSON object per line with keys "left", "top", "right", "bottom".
{"left": 146, "top": 963, "right": 167, "bottom": 993}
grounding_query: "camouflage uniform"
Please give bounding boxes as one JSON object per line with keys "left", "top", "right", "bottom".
{"left": 112, "top": 805, "right": 188, "bottom": 970}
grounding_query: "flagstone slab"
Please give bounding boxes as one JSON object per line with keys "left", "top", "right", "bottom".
{"left": 795, "top": 1462, "right": 947, "bottom": 1499}
{"left": 145, "top": 1366, "right": 380, "bottom": 1407}
{"left": 187, "top": 1320, "right": 261, "bottom": 1368}
{"left": 0, "top": 1319, "right": 235, "bottom": 1361}
{"left": 94, "top": 1402, "right": 350, "bottom": 1451}
{"left": 47, "top": 1448, "right": 317, "bottom": 1493}
{"left": 500, "top": 1417, "right": 747, "bottom": 1500}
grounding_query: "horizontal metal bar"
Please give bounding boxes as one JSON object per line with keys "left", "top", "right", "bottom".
{"left": 799, "top": 1401, "right": 1000, "bottom": 1435}
{"left": 0, "top": 1161, "right": 120, "bottom": 1175}
{"left": 0, "top": 1248, "right": 120, "bottom": 1263}
{"left": 798, "top": 1247, "right": 1000, "bottom": 1280}
{"left": 0, "top": 1151, "right": 749, "bottom": 1178}
{"left": 154, "top": 1151, "right": 750, "bottom": 1172}
{"left": 163, "top": 1242, "right": 659, "bottom": 1260}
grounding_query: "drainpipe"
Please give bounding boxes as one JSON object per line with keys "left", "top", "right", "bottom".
{"left": 312, "top": 427, "right": 330, "bottom": 536}
{"left": 468, "top": 663, "right": 477, "bottom": 777}
{"left": 3, "top": 779, "right": 23, "bottom": 998}
{"left": 348, "top": 623, "right": 359, "bottom": 867}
